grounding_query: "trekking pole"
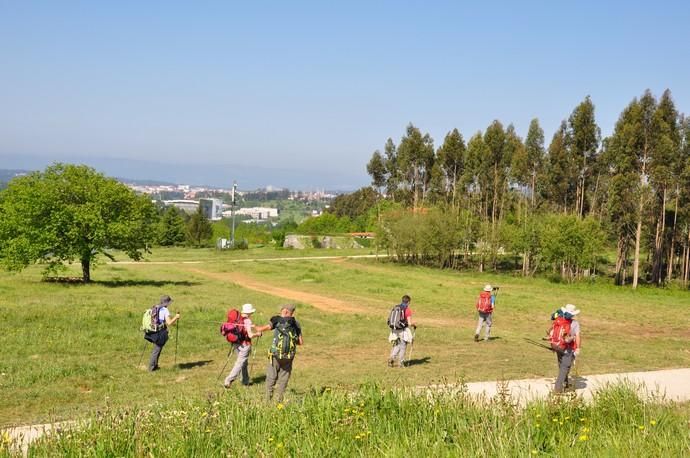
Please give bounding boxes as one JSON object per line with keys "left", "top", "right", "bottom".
{"left": 250, "top": 335, "right": 261, "bottom": 375}
{"left": 137, "top": 340, "right": 148, "bottom": 367}
{"left": 523, "top": 337, "right": 555, "bottom": 352}
{"left": 174, "top": 312, "right": 180, "bottom": 367}
{"left": 216, "top": 347, "right": 233, "bottom": 382}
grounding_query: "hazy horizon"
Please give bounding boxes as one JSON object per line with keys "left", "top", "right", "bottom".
{"left": 2, "top": 2, "right": 689, "bottom": 189}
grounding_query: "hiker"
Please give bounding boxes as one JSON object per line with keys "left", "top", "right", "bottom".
{"left": 387, "top": 295, "right": 415, "bottom": 367}
{"left": 549, "top": 303, "right": 581, "bottom": 393}
{"left": 474, "top": 284, "right": 497, "bottom": 342}
{"left": 254, "top": 303, "right": 303, "bottom": 402}
{"left": 144, "top": 295, "right": 180, "bottom": 371}
{"left": 222, "top": 303, "right": 261, "bottom": 388}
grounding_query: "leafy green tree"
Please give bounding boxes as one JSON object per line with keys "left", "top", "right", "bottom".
{"left": 397, "top": 124, "right": 435, "bottom": 209}
{"left": 158, "top": 206, "right": 187, "bottom": 246}
{"left": 0, "top": 163, "right": 157, "bottom": 282}
{"left": 568, "top": 96, "right": 601, "bottom": 217}
{"left": 545, "top": 121, "right": 576, "bottom": 212}
{"left": 435, "top": 128, "right": 466, "bottom": 206}
{"left": 524, "top": 118, "right": 545, "bottom": 207}
{"left": 186, "top": 206, "right": 213, "bottom": 247}
{"left": 328, "top": 187, "right": 378, "bottom": 221}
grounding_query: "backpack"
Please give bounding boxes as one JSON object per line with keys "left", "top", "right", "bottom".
{"left": 269, "top": 318, "right": 299, "bottom": 360}
{"left": 387, "top": 304, "right": 408, "bottom": 330}
{"left": 476, "top": 291, "right": 493, "bottom": 313}
{"left": 549, "top": 316, "right": 574, "bottom": 351}
{"left": 220, "top": 309, "right": 247, "bottom": 344}
{"left": 141, "top": 305, "right": 164, "bottom": 333}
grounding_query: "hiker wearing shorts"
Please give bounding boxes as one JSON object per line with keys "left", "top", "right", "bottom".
{"left": 223, "top": 303, "right": 260, "bottom": 388}
{"left": 474, "top": 284, "right": 496, "bottom": 342}
{"left": 144, "top": 295, "right": 180, "bottom": 371}
{"left": 387, "top": 295, "right": 415, "bottom": 367}
{"left": 255, "top": 304, "right": 303, "bottom": 402}
{"left": 550, "top": 303, "right": 581, "bottom": 393}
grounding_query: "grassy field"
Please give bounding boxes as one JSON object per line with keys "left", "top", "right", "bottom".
{"left": 16, "top": 384, "right": 690, "bottom": 457}
{"left": 1, "top": 247, "right": 689, "bottom": 430}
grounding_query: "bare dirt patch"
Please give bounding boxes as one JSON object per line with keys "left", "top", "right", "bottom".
{"left": 185, "top": 268, "right": 456, "bottom": 327}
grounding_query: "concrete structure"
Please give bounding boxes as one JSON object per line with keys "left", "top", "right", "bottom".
{"left": 163, "top": 199, "right": 199, "bottom": 214}
{"left": 230, "top": 207, "right": 279, "bottom": 221}
{"left": 199, "top": 198, "right": 223, "bottom": 221}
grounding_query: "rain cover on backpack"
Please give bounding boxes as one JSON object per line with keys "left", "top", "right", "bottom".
{"left": 549, "top": 316, "right": 574, "bottom": 351}
{"left": 141, "top": 305, "right": 163, "bottom": 333}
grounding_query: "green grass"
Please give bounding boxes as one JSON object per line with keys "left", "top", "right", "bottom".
{"left": 9, "top": 384, "right": 690, "bottom": 457}
{"left": 1, "top": 247, "right": 689, "bottom": 430}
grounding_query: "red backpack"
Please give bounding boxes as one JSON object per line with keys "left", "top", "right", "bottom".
{"left": 549, "top": 316, "right": 575, "bottom": 351}
{"left": 220, "top": 309, "right": 248, "bottom": 344}
{"left": 476, "top": 291, "right": 494, "bottom": 313}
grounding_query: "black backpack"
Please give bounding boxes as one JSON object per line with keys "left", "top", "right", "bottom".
{"left": 387, "top": 304, "right": 408, "bottom": 330}
{"left": 270, "top": 318, "right": 299, "bottom": 360}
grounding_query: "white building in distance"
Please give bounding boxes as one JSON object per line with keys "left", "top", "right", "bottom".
{"left": 226, "top": 207, "right": 279, "bottom": 221}
{"left": 163, "top": 200, "right": 199, "bottom": 214}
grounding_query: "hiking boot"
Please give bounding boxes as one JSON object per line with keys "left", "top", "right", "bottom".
{"left": 223, "top": 381, "right": 233, "bottom": 389}
{"left": 474, "top": 334, "right": 479, "bottom": 342}
{"left": 387, "top": 359, "right": 395, "bottom": 367}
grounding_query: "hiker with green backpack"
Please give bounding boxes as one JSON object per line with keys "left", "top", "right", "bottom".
{"left": 141, "top": 295, "right": 180, "bottom": 371}
{"left": 254, "top": 303, "right": 303, "bottom": 402}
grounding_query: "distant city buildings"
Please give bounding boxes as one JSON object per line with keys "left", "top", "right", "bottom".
{"left": 199, "top": 198, "right": 223, "bottom": 221}
{"left": 229, "top": 207, "right": 279, "bottom": 221}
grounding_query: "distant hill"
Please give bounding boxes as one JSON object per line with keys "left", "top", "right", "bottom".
{"left": 0, "top": 154, "right": 366, "bottom": 191}
{"left": 0, "top": 169, "right": 30, "bottom": 186}
{"left": 0, "top": 168, "right": 177, "bottom": 188}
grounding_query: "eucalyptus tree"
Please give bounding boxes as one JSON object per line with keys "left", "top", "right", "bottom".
{"left": 397, "top": 124, "right": 435, "bottom": 210}
{"left": 567, "top": 96, "right": 601, "bottom": 217}
{"left": 435, "top": 128, "right": 466, "bottom": 207}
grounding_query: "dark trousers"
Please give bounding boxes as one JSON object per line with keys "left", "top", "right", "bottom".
{"left": 145, "top": 329, "right": 169, "bottom": 371}
{"left": 554, "top": 350, "right": 575, "bottom": 392}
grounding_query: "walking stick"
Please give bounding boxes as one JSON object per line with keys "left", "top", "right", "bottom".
{"left": 216, "top": 347, "right": 233, "bottom": 382}
{"left": 174, "top": 313, "right": 179, "bottom": 367}
{"left": 137, "top": 340, "right": 148, "bottom": 367}
{"left": 250, "top": 335, "right": 261, "bottom": 375}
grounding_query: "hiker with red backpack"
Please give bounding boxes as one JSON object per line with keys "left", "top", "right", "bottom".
{"left": 143, "top": 295, "right": 180, "bottom": 372}
{"left": 474, "top": 285, "right": 497, "bottom": 342}
{"left": 549, "top": 303, "right": 581, "bottom": 393}
{"left": 221, "top": 303, "right": 261, "bottom": 388}
{"left": 387, "top": 295, "right": 415, "bottom": 367}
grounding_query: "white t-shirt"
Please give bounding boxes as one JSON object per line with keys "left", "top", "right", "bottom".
{"left": 158, "top": 306, "right": 170, "bottom": 326}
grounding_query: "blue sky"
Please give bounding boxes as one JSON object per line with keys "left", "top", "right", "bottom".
{"left": 1, "top": 1, "right": 689, "bottom": 188}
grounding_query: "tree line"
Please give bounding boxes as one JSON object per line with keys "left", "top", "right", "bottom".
{"left": 361, "top": 89, "right": 690, "bottom": 287}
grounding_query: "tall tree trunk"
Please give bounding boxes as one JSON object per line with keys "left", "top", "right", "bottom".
{"left": 81, "top": 255, "right": 91, "bottom": 283}
{"left": 667, "top": 191, "right": 679, "bottom": 281}
{"left": 633, "top": 215, "right": 643, "bottom": 289}
{"left": 652, "top": 188, "right": 667, "bottom": 285}
{"left": 530, "top": 171, "right": 536, "bottom": 208}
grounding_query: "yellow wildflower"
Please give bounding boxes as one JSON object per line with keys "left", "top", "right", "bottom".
{"left": 579, "top": 434, "right": 588, "bottom": 441}
{"left": 638, "top": 425, "right": 644, "bottom": 430}
{"left": 277, "top": 403, "right": 284, "bottom": 410}
{"left": 650, "top": 420, "right": 657, "bottom": 426}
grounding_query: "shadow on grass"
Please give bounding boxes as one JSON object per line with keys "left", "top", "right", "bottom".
{"left": 569, "top": 375, "right": 588, "bottom": 390}
{"left": 43, "top": 278, "right": 201, "bottom": 287}
{"left": 404, "top": 356, "right": 431, "bottom": 367}
{"left": 177, "top": 360, "right": 213, "bottom": 370}
{"left": 251, "top": 374, "right": 267, "bottom": 385}
{"left": 94, "top": 280, "right": 201, "bottom": 288}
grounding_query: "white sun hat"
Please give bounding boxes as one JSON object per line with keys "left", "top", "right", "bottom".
{"left": 241, "top": 303, "right": 256, "bottom": 314}
{"left": 561, "top": 303, "right": 581, "bottom": 316}
{"left": 483, "top": 284, "right": 492, "bottom": 292}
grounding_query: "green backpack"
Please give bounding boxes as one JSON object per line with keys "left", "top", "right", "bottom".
{"left": 141, "top": 305, "right": 164, "bottom": 333}
{"left": 269, "top": 319, "right": 299, "bottom": 360}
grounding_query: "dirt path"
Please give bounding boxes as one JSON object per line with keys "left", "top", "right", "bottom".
{"left": 187, "top": 268, "right": 367, "bottom": 314}
{"left": 424, "top": 367, "right": 690, "bottom": 406}
{"left": 185, "top": 267, "right": 457, "bottom": 327}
